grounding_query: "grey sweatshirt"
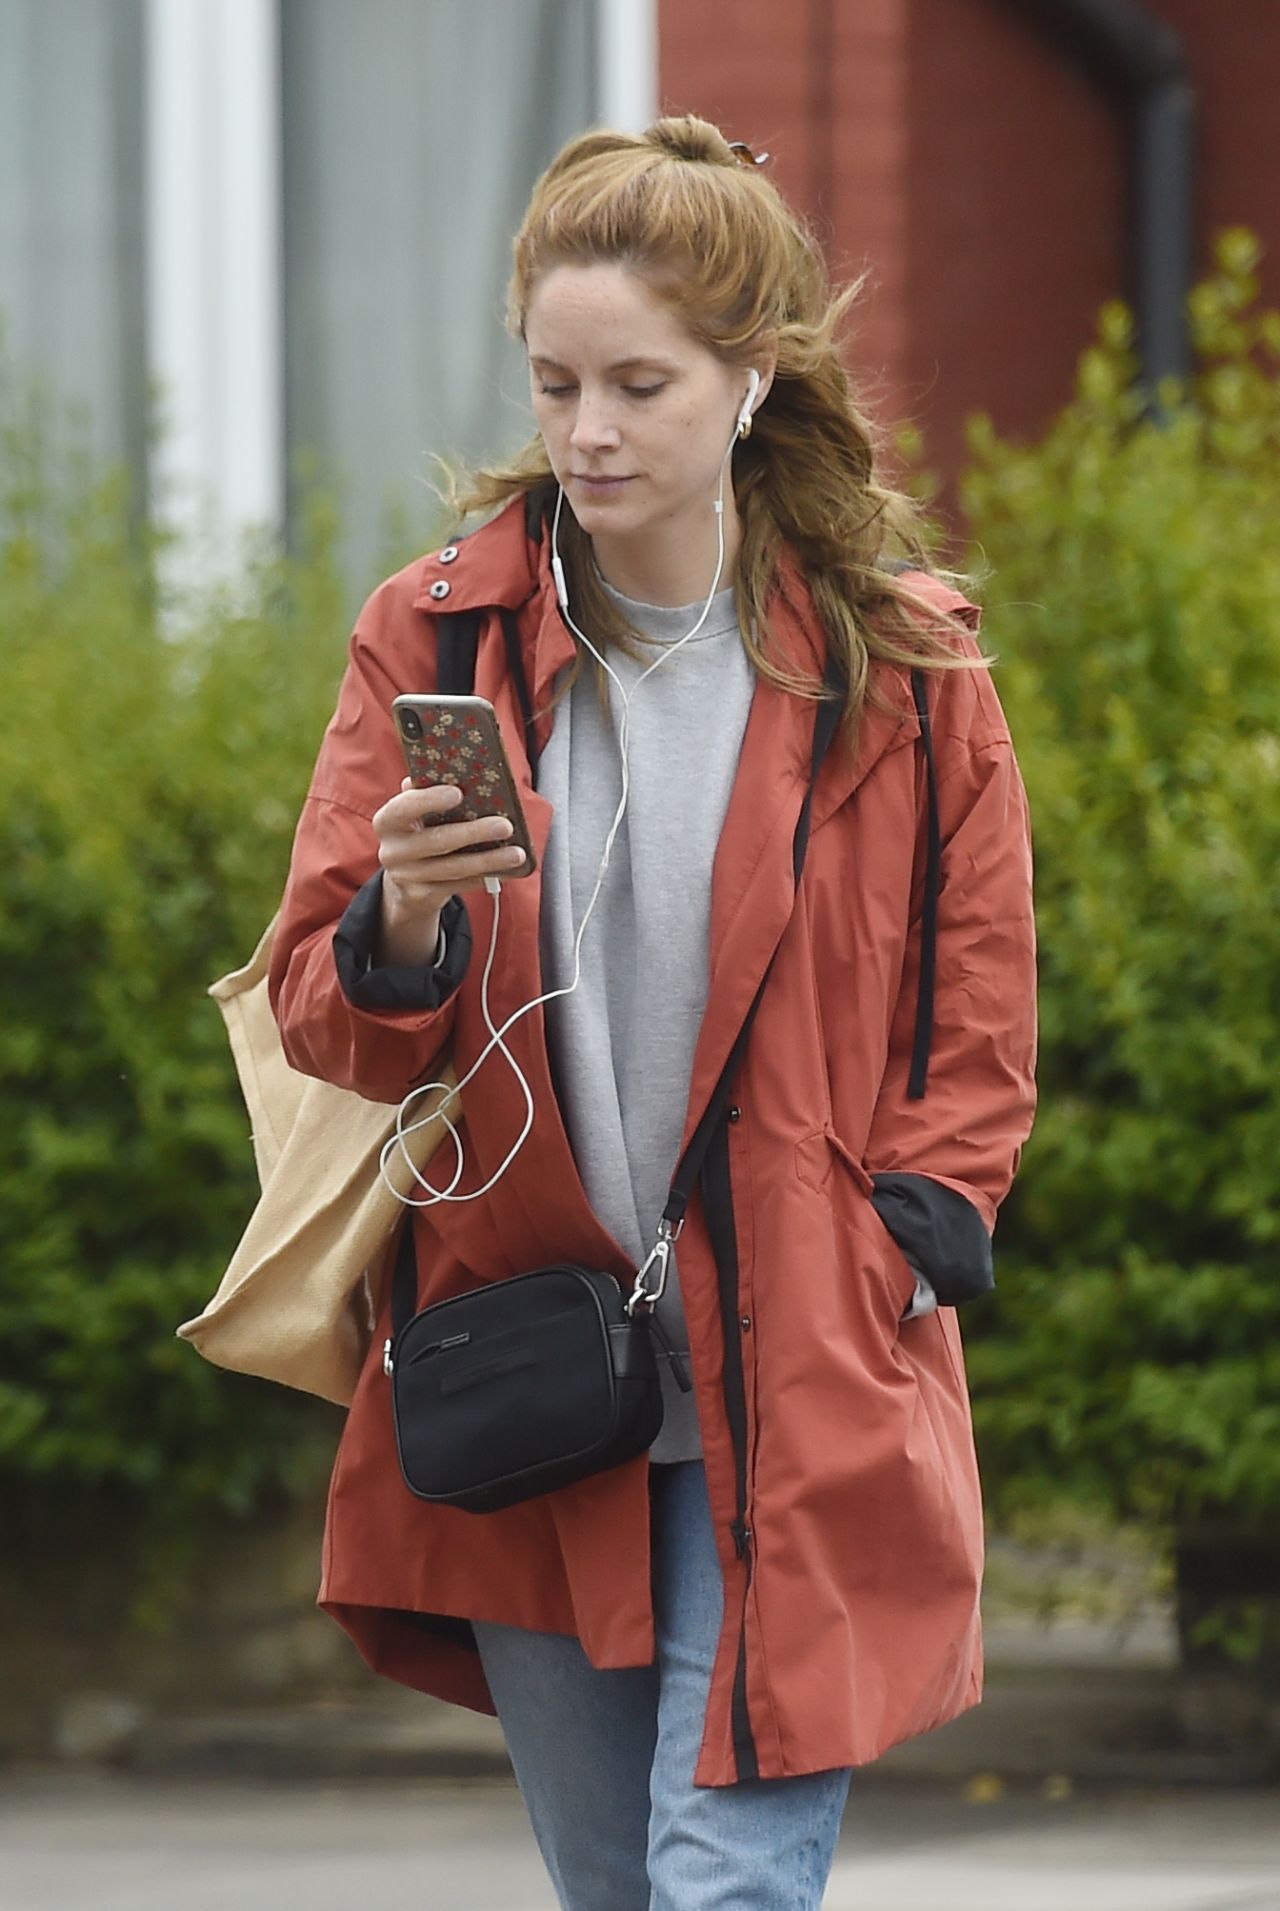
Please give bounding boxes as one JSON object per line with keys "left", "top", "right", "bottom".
{"left": 535, "top": 580, "right": 753, "bottom": 1463}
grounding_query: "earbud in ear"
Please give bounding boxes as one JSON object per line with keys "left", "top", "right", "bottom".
{"left": 737, "top": 368, "right": 761, "bottom": 439}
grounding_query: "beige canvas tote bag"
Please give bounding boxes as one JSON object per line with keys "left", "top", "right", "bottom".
{"left": 176, "top": 913, "right": 457, "bottom": 1406}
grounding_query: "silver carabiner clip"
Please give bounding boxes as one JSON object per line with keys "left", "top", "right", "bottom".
{"left": 625, "top": 1217, "right": 682, "bottom": 1316}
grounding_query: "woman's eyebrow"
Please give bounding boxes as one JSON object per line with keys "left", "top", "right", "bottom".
{"left": 529, "top": 354, "right": 676, "bottom": 374}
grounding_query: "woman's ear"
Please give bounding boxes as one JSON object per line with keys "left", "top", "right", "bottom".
{"left": 750, "top": 333, "right": 779, "bottom": 411}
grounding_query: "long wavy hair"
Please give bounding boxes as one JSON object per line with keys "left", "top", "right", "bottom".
{"left": 449, "top": 114, "right": 985, "bottom": 739}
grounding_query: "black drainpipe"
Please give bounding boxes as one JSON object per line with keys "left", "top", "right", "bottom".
{"left": 1005, "top": 0, "right": 1196, "bottom": 409}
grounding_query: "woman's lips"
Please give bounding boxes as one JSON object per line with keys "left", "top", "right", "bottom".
{"left": 571, "top": 474, "right": 635, "bottom": 494}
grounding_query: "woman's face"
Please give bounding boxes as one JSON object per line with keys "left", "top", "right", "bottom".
{"left": 524, "top": 262, "right": 760, "bottom": 557}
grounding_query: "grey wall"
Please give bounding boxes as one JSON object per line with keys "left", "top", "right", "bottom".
{"left": 0, "top": 0, "right": 148, "bottom": 482}
{"left": 280, "top": 0, "right": 597, "bottom": 589}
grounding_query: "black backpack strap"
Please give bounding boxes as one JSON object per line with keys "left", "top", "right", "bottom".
{"left": 499, "top": 608, "right": 539, "bottom": 774}
{"left": 435, "top": 605, "right": 539, "bottom": 775}
{"left": 435, "top": 610, "right": 481, "bottom": 697}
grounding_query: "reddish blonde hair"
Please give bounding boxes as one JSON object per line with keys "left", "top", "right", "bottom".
{"left": 453, "top": 115, "right": 983, "bottom": 732}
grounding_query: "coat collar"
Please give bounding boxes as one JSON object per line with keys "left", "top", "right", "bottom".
{"left": 414, "top": 495, "right": 543, "bottom": 613}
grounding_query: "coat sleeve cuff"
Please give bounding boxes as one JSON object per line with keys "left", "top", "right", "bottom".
{"left": 333, "top": 873, "right": 471, "bottom": 1012}
{"left": 871, "top": 1171, "right": 995, "bottom": 1309}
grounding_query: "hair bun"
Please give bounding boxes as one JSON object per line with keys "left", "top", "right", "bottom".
{"left": 645, "top": 115, "right": 737, "bottom": 167}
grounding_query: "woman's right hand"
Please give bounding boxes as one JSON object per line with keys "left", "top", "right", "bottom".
{"left": 372, "top": 780, "right": 528, "bottom": 967}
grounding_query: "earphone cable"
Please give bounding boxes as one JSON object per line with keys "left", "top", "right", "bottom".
{"left": 379, "top": 397, "right": 746, "bottom": 1210}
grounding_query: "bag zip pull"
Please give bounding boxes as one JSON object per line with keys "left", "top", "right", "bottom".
{"left": 386, "top": 1327, "right": 471, "bottom": 1378}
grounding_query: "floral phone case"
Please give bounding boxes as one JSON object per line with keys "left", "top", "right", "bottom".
{"left": 392, "top": 694, "right": 537, "bottom": 876}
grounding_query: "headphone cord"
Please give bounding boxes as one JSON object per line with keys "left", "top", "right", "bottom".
{"left": 381, "top": 408, "right": 743, "bottom": 1210}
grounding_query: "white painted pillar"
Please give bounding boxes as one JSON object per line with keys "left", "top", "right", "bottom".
{"left": 596, "top": 0, "right": 659, "bottom": 132}
{"left": 145, "top": 0, "right": 282, "bottom": 562}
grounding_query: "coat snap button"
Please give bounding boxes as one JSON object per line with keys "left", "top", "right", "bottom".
{"left": 439, "top": 545, "right": 459, "bottom": 563}
{"left": 740, "top": 1314, "right": 752, "bottom": 1332}
{"left": 728, "top": 1105, "right": 742, "bottom": 1122}
{"left": 429, "top": 579, "right": 451, "bottom": 600}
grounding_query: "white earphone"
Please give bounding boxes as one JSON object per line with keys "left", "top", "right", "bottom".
{"left": 737, "top": 367, "right": 761, "bottom": 437}
{"left": 383, "top": 370, "right": 765, "bottom": 1212}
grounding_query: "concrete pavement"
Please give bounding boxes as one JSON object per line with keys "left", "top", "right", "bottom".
{"left": 1, "top": 1771, "right": 1276, "bottom": 1911}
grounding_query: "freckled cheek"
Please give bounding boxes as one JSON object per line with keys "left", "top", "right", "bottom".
{"left": 646, "top": 411, "right": 697, "bottom": 468}
{"left": 678, "top": 407, "right": 723, "bottom": 460}
{"left": 536, "top": 413, "right": 572, "bottom": 466}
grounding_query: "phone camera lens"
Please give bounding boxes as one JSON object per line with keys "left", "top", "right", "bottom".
{"left": 400, "top": 709, "right": 423, "bottom": 740}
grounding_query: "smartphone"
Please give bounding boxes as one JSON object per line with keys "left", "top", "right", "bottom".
{"left": 392, "top": 694, "right": 537, "bottom": 877}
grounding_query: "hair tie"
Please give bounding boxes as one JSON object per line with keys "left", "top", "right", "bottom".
{"left": 728, "top": 140, "right": 771, "bottom": 169}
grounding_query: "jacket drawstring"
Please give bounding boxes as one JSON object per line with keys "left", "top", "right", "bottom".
{"left": 908, "top": 667, "right": 940, "bottom": 1100}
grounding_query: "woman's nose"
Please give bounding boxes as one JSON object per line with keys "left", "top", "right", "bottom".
{"left": 569, "top": 393, "right": 621, "bottom": 453}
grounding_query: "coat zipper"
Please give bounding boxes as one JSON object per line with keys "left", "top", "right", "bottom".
{"left": 704, "top": 1115, "right": 760, "bottom": 1781}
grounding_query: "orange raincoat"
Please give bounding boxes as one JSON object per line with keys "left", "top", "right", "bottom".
{"left": 270, "top": 496, "right": 1037, "bottom": 1785}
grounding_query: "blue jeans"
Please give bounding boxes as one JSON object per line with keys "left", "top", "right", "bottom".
{"left": 472, "top": 1459, "right": 853, "bottom": 1910}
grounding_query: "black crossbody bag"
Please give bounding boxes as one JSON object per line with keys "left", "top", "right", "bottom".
{"left": 381, "top": 614, "right": 849, "bottom": 1514}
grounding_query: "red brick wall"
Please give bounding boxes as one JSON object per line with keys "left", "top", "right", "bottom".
{"left": 659, "top": 0, "right": 1280, "bottom": 535}
{"left": 905, "top": 0, "right": 1126, "bottom": 498}
{"left": 907, "top": 0, "right": 1280, "bottom": 507}
{"left": 825, "top": 0, "right": 914, "bottom": 430}
{"left": 659, "top": 0, "right": 914, "bottom": 423}
{"left": 658, "top": 0, "right": 820, "bottom": 219}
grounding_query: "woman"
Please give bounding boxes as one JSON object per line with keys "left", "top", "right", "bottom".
{"left": 270, "top": 116, "right": 1037, "bottom": 1911}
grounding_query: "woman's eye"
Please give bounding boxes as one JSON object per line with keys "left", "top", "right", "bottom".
{"left": 536, "top": 383, "right": 663, "bottom": 400}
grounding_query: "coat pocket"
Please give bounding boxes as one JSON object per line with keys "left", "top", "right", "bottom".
{"left": 795, "top": 1126, "right": 917, "bottom": 1320}
{"left": 794, "top": 1124, "right": 874, "bottom": 1199}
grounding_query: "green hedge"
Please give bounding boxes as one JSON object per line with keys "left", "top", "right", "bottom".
{"left": 961, "top": 231, "right": 1280, "bottom": 1535}
{"left": 0, "top": 375, "right": 357, "bottom": 1547}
